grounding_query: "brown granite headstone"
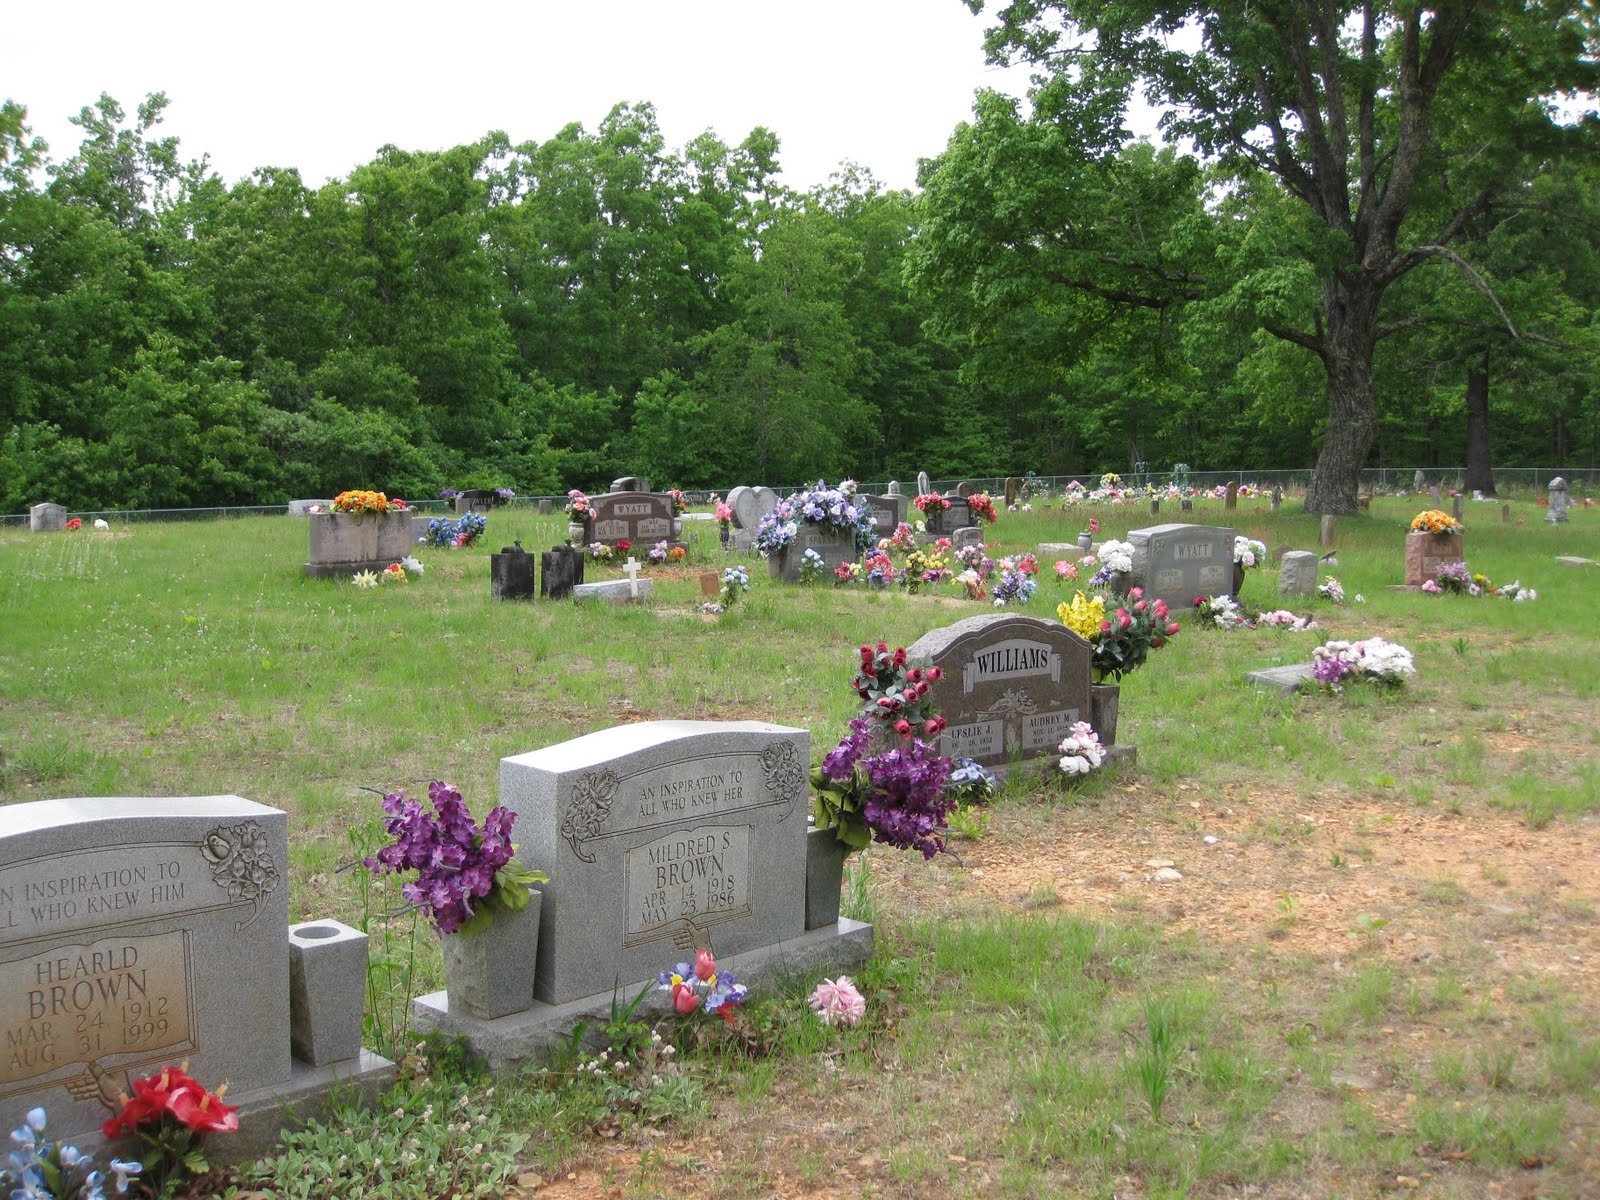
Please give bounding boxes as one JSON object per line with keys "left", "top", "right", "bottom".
{"left": 1404, "top": 531, "right": 1464, "bottom": 587}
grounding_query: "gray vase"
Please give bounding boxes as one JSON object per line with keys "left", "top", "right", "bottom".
{"left": 441, "top": 889, "right": 541, "bottom": 1020}
{"left": 1090, "top": 683, "right": 1121, "bottom": 747}
{"left": 805, "top": 827, "right": 847, "bottom": 929}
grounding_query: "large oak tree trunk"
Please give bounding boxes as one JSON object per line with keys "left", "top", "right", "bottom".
{"left": 1463, "top": 354, "right": 1495, "bottom": 496}
{"left": 1305, "top": 277, "right": 1380, "bottom": 515}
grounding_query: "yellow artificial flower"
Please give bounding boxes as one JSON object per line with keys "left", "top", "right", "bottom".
{"left": 1057, "top": 592, "right": 1106, "bottom": 640}
{"left": 1409, "top": 509, "right": 1460, "bottom": 534}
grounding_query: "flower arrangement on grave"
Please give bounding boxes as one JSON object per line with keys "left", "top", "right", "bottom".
{"left": 913, "top": 492, "right": 949, "bottom": 516}
{"left": 669, "top": 545, "right": 686, "bottom": 562}
{"left": 400, "top": 555, "right": 423, "bottom": 577}
{"left": 1013, "top": 553, "right": 1040, "bottom": 576}
{"left": 883, "top": 522, "right": 919, "bottom": 553}
{"left": 1100, "top": 472, "right": 1122, "bottom": 489}
{"left": 426, "top": 511, "right": 487, "bottom": 548}
{"left": 967, "top": 492, "right": 998, "bottom": 523}
{"left": 954, "top": 544, "right": 995, "bottom": 580}
{"left": 330, "top": 489, "right": 398, "bottom": 517}
{"left": 1059, "top": 587, "right": 1179, "bottom": 681}
{"left": 364, "top": 781, "right": 548, "bottom": 937}
{"left": 834, "top": 560, "right": 863, "bottom": 585}
{"left": 899, "top": 545, "right": 950, "bottom": 593}
{"left": 1195, "top": 594, "right": 1247, "bottom": 629}
{"left": 1410, "top": 509, "right": 1461, "bottom": 535}
{"left": 1086, "top": 539, "right": 1134, "bottom": 587}
{"left": 1318, "top": 577, "right": 1346, "bottom": 603}
{"left": 955, "top": 568, "right": 986, "bottom": 601}
{"left": 649, "top": 540, "right": 670, "bottom": 564}
{"left": 494, "top": 487, "right": 515, "bottom": 503}
{"left": 809, "top": 976, "right": 866, "bottom": 1027}
{"left": 946, "top": 757, "right": 997, "bottom": 805}
{"left": 351, "top": 570, "right": 379, "bottom": 588}
{"left": 862, "top": 551, "right": 898, "bottom": 589}
{"left": 1089, "top": 516, "right": 1101, "bottom": 535}
{"left": 103, "top": 1064, "right": 235, "bottom": 1194}
{"left": 1433, "top": 561, "right": 1477, "bottom": 595}
{"left": 1058, "top": 721, "right": 1107, "bottom": 776}
{"left": 714, "top": 498, "right": 733, "bottom": 529}
{"left": 991, "top": 565, "right": 1037, "bottom": 606}
{"left": 752, "top": 480, "right": 876, "bottom": 556}
{"left": 668, "top": 488, "right": 688, "bottom": 516}
{"left": 657, "top": 948, "right": 747, "bottom": 1021}
{"left": 440, "top": 488, "right": 460, "bottom": 502}
{"left": 3, "top": 1106, "right": 140, "bottom": 1200}
{"left": 811, "top": 645, "right": 956, "bottom": 857}
{"left": 64, "top": 517, "right": 82, "bottom": 530}
{"left": 381, "top": 562, "right": 407, "bottom": 585}
{"left": 1054, "top": 559, "right": 1083, "bottom": 583}
{"left": 798, "top": 547, "right": 826, "bottom": 583}
{"left": 564, "top": 489, "right": 592, "bottom": 519}
{"left": 1257, "top": 609, "right": 1319, "bottom": 631}
{"left": 718, "top": 565, "right": 751, "bottom": 609}
{"left": 1233, "top": 536, "right": 1267, "bottom": 568}
{"left": 1310, "top": 638, "right": 1415, "bottom": 690}
{"left": 616, "top": 538, "right": 633, "bottom": 553}
{"left": 587, "top": 541, "right": 614, "bottom": 561}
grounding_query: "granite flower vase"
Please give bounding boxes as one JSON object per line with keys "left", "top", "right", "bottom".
{"left": 1232, "top": 560, "right": 1246, "bottom": 599}
{"left": 805, "top": 826, "right": 847, "bottom": 930}
{"left": 567, "top": 519, "right": 589, "bottom": 546}
{"left": 441, "top": 889, "right": 542, "bottom": 1020}
{"left": 1090, "top": 683, "right": 1120, "bottom": 746}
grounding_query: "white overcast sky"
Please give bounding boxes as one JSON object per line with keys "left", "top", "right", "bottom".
{"left": 8, "top": 0, "right": 1040, "bottom": 194}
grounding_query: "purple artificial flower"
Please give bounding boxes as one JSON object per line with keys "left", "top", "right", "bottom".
{"left": 861, "top": 740, "right": 955, "bottom": 859}
{"left": 821, "top": 717, "right": 873, "bottom": 782}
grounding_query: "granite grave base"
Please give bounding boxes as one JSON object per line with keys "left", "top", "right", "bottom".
{"left": 413, "top": 919, "right": 873, "bottom": 1073}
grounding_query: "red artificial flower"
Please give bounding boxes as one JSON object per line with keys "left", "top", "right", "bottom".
{"left": 391, "top": 498, "right": 408, "bottom": 509}
{"left": 1133, "top": 600, "right": 1147, "bottom": 613}
{"left": 894, "top": 719, "right": 912, "bottom": 738}
{"left": 1151, "top": 637, "right": 1164, "bottom": 649}
{"left": 1166, "top": 622, "right": 1181, "bottom": 635}
{"left": 1129, "top": 586, "right": 1143, "bottom": 598}
{"left": 168, "top": 1083, "right": 239, "bottom": 1134}
{"left": 877, "top": 697, "right": 893, "bottom": 710}
{"left": 617, "top": 539, "right": 632, "bottom": 550}
{"left": 1089, "top": 517, "right": 1100, "bottom": 533}
{"left": 673, "top": 982, "right": 700, "bottom": 1013}
{"left": 924, "top": 717, "right": 946, "bottom": 736}
{"left": 102, "top": 1065, "right": 203, "bottom": 1137}
{"left": 907, "top": 668, "right": 923, "bottom": 682}
{"left": 693, "top": 947, "right": 716, "bottom": 981}
{"left": 1100, "top": 620, "right": 1113, "bottom": 634}
{"left": 892, "top": 647, "right": 906, "bottom": 668}
{"left": 926, "top": 667, "right": 943, "bottom": 683}
{"left": 65, "top": 517, "right": 83, "bottom": 530}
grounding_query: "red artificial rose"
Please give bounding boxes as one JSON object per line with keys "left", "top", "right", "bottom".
{"left": 926, "top": 667, "right": 943, "bottom": 683}
{"left": 1129, "top": 586, "right": 1142, "bottom": 598}
{"left": 876, "top": 642, "right": 887, "bottom": 654}
{"left": 892, "top": 647, "right": 906, "bottom": 668}
{"left": 1151, "top": 637, "right": 1164, "bottom": 649}
{"left": 894, "top": 719, "right": 912, "bottom": 738}
{"left": 1100, "top": 620, "right": 1113, "bottom": 633}
{"left": 1134, "top": 600, "right": 1147, "bottom": 613}
{"left": 924, "top": 717, "right": 945, "bottom": 736}
{"left": 1166, "top": 622, "right": 1181, "bottom": 635}
{"left": 617, "top": 539, "right": 632, "bottom": 550}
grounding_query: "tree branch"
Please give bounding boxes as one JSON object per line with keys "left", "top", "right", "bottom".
{"left": 1263, "top": 321, "right": 1329, "bottom": 362}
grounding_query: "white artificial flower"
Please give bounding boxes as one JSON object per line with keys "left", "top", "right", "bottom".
{"left": 352, "top": 570, "right": 379, "bottom": 588}
{"left": 400, "top": 555, "right": 424, "bottom": 575}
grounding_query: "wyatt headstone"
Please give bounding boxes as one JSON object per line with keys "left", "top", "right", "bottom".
{"left": 589, "top": 491, "right": 679, "bottom": 549}
{"left": 1127, "top": 523, "right": 1236, "bottom": 610}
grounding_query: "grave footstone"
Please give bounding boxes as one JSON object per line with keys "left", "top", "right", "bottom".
{"left": 27, "top": 503, "right": 66, "bottom": 533}
{"left": 1224, "top": 482, "right": 1238, "bottom": 511}
{"left": 1546, "top": 477, "right": 1569, "bottom": 524}
{"left": 538, "top": 499, "right": 553, "bottom": 516}
{"left": 1414, "top": 469, "right": 1426, "bottom": 492}
{"left": 1271, "top": 486, "right": 1282, "bottom": 512}
{"left": 1004, "top": 477, "right": 1018, "bottom": 507}
{"left": 573, "top": 578, "right": 653, "bottom": 604}
{"left": 490, "top": 541, "right": 538, "bottom": 601}
{"left": 1246, "top": 663, "right": 1318, "bottom": 694}
{"left": 906, "top": 613, "right": 1123, "bottom": 777}
{"left": 0, "top": 796, "right": 391, "bottom": 1157}
{"left": 1429, "top": 485, "right": 1442, "bottom": 508}
{"left": 540, "top": 543, "right": 584, "bottom": 599}
{"left": 1451, "top": 494, "right": 1464, "bottom": 522}
{"left": 1040, "top": 543, "right": 1085, "bottom": 563}
{"left": 1278, "top": 551, "right": 1318, "bottom": 597}
{"left": 1127, "top": 523, "right": 1236, "bottom": 610}
{"left": 1319, "top": 515, "right": 1337, "bottom": 549}
{"left": 1501, "top": 504, "right": 1511, "bottom": 524}
{"left": 950, "top": 527, "right": 985, "bottom": 551}
{"left": 1180, "top": 498, "right": 1193, "bottom": 512}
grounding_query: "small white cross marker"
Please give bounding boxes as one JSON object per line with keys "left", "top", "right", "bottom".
{"left": 623, "top": 556, "right": 641, "bottom": 598}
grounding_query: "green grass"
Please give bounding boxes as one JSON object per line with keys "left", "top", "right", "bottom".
{"left": 2, "top": 495, "right": 1599, "bottom": 1197}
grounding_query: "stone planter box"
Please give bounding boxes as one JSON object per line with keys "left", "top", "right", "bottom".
{"left": 1404, "top": 530, "right": 1464, "bottom": 587}
{"left": 304, "top": 510, "right": 416, "bottom": 578}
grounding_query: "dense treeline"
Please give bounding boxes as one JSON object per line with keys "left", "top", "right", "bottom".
{"left": 2, "top": 76, "right": 1596, "bottom": 511}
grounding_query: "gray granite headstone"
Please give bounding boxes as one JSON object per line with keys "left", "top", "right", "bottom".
{"left": 610, "top": 476, "right": 650, "bottom": 494}
{"left": 1040, "top": 543, "right": 1085, "bottom": 563}
{"left": 768, "top": 524, "right": 858, "bottom": 581}
{"left": 1414, "top": 469, "right": 1426, "bottom": 492}
{"left": 916, "top": 471, "right": 931, "bottom": 496}
{"left": 0, "top": 797, "right": 290, "bottom": 1140}
{"left": 1451, "top": 494, "right": 1464, "bottom": 522}
{"left": 1278, "top": 551, "right": 1318, "bottom": 597}
{"left": 860, "top": 493, "right": 907, "bottom": 537}
{"left": 1004, "top": 477, "right": 1018, "bottom": 506}
{"left": 1271, "top": 486, "right": 1282, "bottom": 512}
{"left": 497, "top": 721, "right": 810, "bottom": 1005}
{"left": 1546, "top": 477, "right": 1569, "bottom": 524}
{"left": 906, "top": 614, "right": 1096, "bottom": 775}
{"left": 1127, "top": 523, "right": 1236, "bottom": 610}
{"left": 950, "top": 527, "right": 985, "bottom": 551}
{"left": 1180, "top": 498, "right": 1193, "bottom": 512}
{"left": 537, "top": 498, "right": 553, "bottom": 516}
{"left": 1224, "top": 482, "right": 1238, "bottom": 511}
{"left": 955, "top": 481, "right": 973, "bottom": 497}
{"left": 725, "top": 486, "right": 755, "bottom": 529}
{"left": 305, "top": 511, "right": 417, "bottom": 578}
{"left": 287, "top": 499, "right": 332, "bottom": 516}
{"left": 886, "top": 480, "right": 902, "bottom": 496}
{"left": 490, "top": 542, "right": 538, "bottom": 601}
{"left": 28, "top": 503, "right": 67, "bottom": 533}
{"left": 1150, "top": 498, "right": 1160, "bottom": 515}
